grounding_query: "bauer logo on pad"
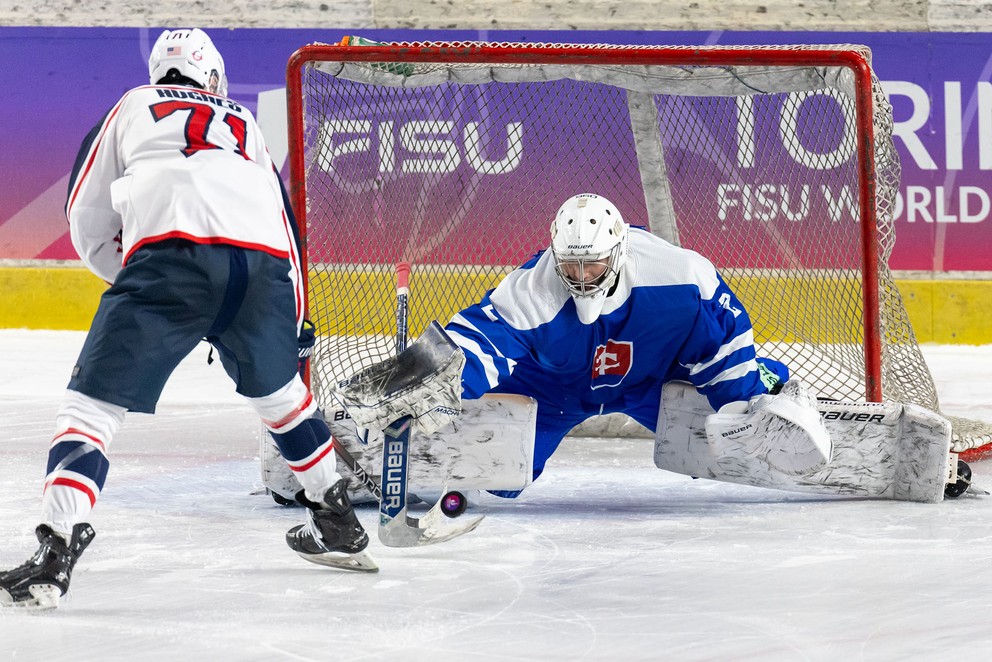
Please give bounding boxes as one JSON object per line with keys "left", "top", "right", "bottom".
{"left": 591, "top": 339, "right": 632, "bottom": 389}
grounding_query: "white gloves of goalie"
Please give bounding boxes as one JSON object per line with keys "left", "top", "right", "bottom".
{"left": 704, "top": 379, "right": 833, "bottom": 475}
{"left": 330, "top": 323, "right": 466, "bottom": 436}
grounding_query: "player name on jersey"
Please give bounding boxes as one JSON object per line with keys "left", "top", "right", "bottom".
{"left": 155, "top": 86, "right": 243, "bottom": 112}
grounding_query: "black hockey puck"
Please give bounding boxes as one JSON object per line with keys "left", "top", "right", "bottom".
{"left": 945, "top": 459, "right": 973, "bottom": 498}
{"left": 440, "top": 491, "right": 468, "bottom": 518}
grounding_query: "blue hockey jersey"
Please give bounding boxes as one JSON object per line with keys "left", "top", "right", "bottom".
{"left": 445, "top": 228, "right": 774, "bottom": 416}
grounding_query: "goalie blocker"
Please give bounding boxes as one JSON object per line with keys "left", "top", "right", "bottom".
{"left": 656, "top": 380, "right": 959, "bottom": 503}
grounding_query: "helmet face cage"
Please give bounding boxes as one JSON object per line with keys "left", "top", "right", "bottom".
{"left": 148, "top": 29, "right": 228, "bottom": 96}
{"left": 550, "top": 194, "right": 628, "bottom": 299}
{"left": 552, "top": 244, "right": 624, "bottom": 298}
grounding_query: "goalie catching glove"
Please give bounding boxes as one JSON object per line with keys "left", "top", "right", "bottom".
{"left": 331, "top": 322, "right": 466, "bottom": 435}
{"left": 704, "top": 379, "right": 833, "bottom": 475}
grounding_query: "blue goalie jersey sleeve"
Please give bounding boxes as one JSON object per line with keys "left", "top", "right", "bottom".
{"left": 445, "top": 229, "right": 774, "bottom": 412}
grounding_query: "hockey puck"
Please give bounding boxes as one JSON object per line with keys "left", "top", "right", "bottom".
{"left": 440, "top": 491, "right": 468, "bottom": 518}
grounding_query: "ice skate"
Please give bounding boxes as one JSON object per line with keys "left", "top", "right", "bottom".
{"left": 0, "top": 523, "right": 95, "bottom": 609}
{"left": 286, "top": 479, "right": 378, "bottom": 572}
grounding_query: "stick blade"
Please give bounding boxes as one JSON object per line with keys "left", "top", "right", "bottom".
{"left": 378, "top": 503, "right": 484, "bottom": 547}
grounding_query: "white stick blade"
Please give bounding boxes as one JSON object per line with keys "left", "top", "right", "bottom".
{"left": 378, "top": 504, "right": 484, "bottom": 547}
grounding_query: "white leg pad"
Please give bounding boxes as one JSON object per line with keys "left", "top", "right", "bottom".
{"left": 376, "top": 393, "right": 537, "bottom": 493}
{"left": 260, "top": 393, "right": 537, "bottom": 499}
{"left": 655, "top": 381, "right": 952, "bottom": 503}
{"left": 260, "top": 430, "right": 304, "bottom": 501}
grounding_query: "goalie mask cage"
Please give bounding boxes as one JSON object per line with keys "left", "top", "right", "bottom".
{"left": 286, "top": 40, "right": 992, "bottom": 456}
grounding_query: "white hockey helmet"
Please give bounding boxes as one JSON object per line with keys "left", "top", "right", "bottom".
{"left": 148, "top": 28, "right": 228, "bottom": 96}
{"left": 550, "top": 193, "right": 629, "bottom": 298}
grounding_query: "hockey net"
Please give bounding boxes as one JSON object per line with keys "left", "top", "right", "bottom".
{"left": 286, "top": 39, "right": 992, "bottom": 457}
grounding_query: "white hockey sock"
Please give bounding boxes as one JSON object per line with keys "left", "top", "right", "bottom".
{"left": 285, "top": 433, "right": 343, "bottom": 504}
{"left": 252, "top": 375, "right": 319, "bottom": 433}
{"left": 54, "top": 388, "right": 127, "bottom": 443}
{"left": 42, "top": 486, "right": 95, "bottom": 540}
{"left": 42, "top": 389, "right": 126, "bottom": 536}
{"left": 250, "top": 376, "right": 342, "bottom": 503}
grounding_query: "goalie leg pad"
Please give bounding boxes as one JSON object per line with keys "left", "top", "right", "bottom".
{"left": 260, "top": 430, "right": 304, "bottom": 504}
{"left": 656, "top": 381, "right": 952, "bottom": 503}
{"left": 261, "top": 395, "right": 537, "bottom": 505}
{"left": 364, "top": 393, "right": 537, "bottom": 494}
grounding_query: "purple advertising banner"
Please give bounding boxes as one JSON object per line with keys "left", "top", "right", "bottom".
{"left": 304, "top": 78, "right": 863, "bottom": 270}
{"left": 1, "top": 27, "right": 990, "bottom": 271}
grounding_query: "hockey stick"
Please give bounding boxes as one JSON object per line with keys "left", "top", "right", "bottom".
{"left": 378, "top": 262, "right": 484, "bottom": 547}
{"left": 332, "top": 434, "right": 381, "bottom": 501}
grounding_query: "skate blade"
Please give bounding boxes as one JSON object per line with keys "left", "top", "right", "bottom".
{"left": 0, "top": 584, "right": 62, "bottom": 610}
{"left": 295, "top": 549, "right": 379, "bottom": 573}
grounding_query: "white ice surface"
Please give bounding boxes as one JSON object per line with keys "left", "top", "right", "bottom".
{"left": 2, "top": 330, "right": 992, "bottom": 661}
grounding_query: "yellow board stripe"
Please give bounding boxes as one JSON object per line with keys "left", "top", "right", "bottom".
{"left": 1, "top": 265, "right": 989, "bottom": 344}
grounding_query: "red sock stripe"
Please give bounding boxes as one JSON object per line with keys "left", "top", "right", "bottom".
{"left": 289, "top": 438, "right": 336, "bottom": 473}
{"left": 52, "top": 427, "right": 107, "bottom": 452}
{"left": 47, "top": 477, "right": 98, "bottom": 507}
{"left": 264, "top": 392, "right": 315, "bottom": 431}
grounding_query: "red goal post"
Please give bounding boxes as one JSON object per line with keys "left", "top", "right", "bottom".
{"left": 285, "top": 39, "right": 992, "bottom": 456}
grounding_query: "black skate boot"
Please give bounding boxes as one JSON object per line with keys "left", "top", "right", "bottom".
{"left": 286, "top": 480, "right": 378, "bottom": 572}
{"left": 0, "top": 523, "right": 95, "bottom": 609}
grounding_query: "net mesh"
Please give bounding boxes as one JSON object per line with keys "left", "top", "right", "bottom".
{"left": 291, "top": 40, "right": 992, "bottom": 454}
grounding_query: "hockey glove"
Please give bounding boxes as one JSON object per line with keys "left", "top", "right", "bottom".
{"left": 332, "top": 322, "right": 465, "bottom": 435}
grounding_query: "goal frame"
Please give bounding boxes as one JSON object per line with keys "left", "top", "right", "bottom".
{"left": 285, "top": 42, "right": 884, "bottom": 401}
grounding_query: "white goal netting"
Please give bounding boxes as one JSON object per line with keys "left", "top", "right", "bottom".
{"left": 288, "top": 40, "right": 992, "bottom": 455}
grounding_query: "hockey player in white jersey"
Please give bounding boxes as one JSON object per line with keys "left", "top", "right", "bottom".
{"left": 444, "top": 193, "right": 832, "bottom": 496}
{"left": 0, "top": 28, "right": 375, "bottom": 609}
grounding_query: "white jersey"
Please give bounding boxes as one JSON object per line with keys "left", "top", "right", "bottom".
{"left": 65, "top": 85, "right": 298, "bottom": 285}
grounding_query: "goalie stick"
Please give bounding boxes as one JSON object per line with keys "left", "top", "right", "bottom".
{"left": 378, "top": 262, "right": 484, "bottom": 547}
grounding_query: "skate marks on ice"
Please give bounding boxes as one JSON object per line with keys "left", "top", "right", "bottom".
{"left": 3, "top": 332, "right": 992, "bottom": 658}
{"left": 3, "top": 447, "right": 992, "bottom": 659}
